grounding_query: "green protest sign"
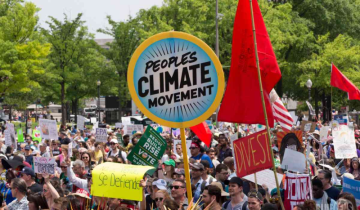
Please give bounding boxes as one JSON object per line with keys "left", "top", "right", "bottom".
{"left": 116, "top": 133, "right": 124, "bottom": 147}
{"left": 17, "top": 129, "right": 24, "bottom": 143}
{"left": 127, "top": 126, "right": 167, "bottom": 174}
{"left": 32, "top": 130, "right": 42, "bottom": 142}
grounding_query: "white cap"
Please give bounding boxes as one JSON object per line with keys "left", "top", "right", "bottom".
{"left": 110, "top": 139, "right": 118, "bottom": 144}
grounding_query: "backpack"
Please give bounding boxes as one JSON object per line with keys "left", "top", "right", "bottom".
{"left": 223, "top": 200, "right": 248, "bottom": 210}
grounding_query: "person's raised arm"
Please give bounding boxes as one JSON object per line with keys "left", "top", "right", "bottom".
{"left": 139, "top": 178, "right": 147, "bottom": 210}
{"left": 43, "top": 173, "right": 60, "bottom": 200}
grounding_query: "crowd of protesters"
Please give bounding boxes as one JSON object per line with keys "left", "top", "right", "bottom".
{"left": 0, "top": 119, "right": 358, "bottom": 210}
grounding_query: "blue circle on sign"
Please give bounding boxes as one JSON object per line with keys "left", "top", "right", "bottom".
{"left": 133, "top": 38, "right": 219, "bottom": 123}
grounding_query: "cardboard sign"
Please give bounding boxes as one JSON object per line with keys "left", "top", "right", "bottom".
{"left": 281, "top": 148, "right": 306, "bottom": 173}
{"left": 319, "top": 126, "right": 330, "bottom": 142}
{"left": 39, "top": 119, "right": 58, "bottom": 140}
{"left": 17, "top": 129, "right": 24, "bottom": 143}
{"left": 332, "top": 125, "right": 357, "bottom": 159}
{"left": 77, "top": 116, "right": 86, "bottom": 130}
{"left": 33, "top": 157, "right": 56, "bottom": 174}
{"left": 127, "top": 31, "right": 225, "bottom": 128}
{"left": 300, "top": 121, "right": 316, "bottom": 132}
{"left": 91, "top": 162, "right": 154, "bottom": 201}
{"left": 343, "top": 177, "right": 360, "bottom": 206}
{"left": 123, "top": 124, "right": 144, "bottom": 136}
{"left": 127, "top": 126, "right": 166, "bottom": 170}
{"left": 242, "top": 169, "right": 283, "bottom": 191}
{"left": 4, "top": 130, "right": 12, "bottom": 146}
{"left": 284, "top": 173, "right": 312, "bottom": 209}
{"left": 233, "top": 130, "right": 273, "bottom": 177}
{"left": 95, "top": 128, "right": 107, "bottom": 142}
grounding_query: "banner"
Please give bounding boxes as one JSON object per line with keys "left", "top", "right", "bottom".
{"left": 332, "top": 125, "right": 357, "bottom": 158}
{"left": 77, "top": 115, "right": 86, "bottom": 130}
{"left": 127, "top": 31, "right": 225, "bottom": 128}
{"left": 4, "top": 130, "right": 12, "bottom": 146}
{"left": 233, "top": 130, "right": 273, "bottom": 177}
{"left": 33, "top": 157, "right": 56, "bottom": 174}
{"left": 91, "top": 162, "right": 154, "bottom": 201}
{"left": 17, "top": 129, "right": 24, "bottom": 143}
{"left": 319, "top": 126, "right": 330, "bottom": 142}
{"left": 281, "top": 148, "right": 306, "bottom": 173}
{"left": 284, "top": 173, "right": 312, "bottom": 210}
{"left": 343, "top": 177, "right": 360, "bottom": 206}
{"left": 32, "top": 130, "right": 42, "bottom": 142}
{"left": 95, "top": 128, "right": 107, "bottom": 142}
{"left": 39, "top": 119, "right": 58, "bottom": 140}
{"left": 127, "top": 126, "right": 167, "bottom": 170}
{"left": 116, "top": 133, "right": 124, "bottom": 146}
{"left": 123, "top": 124, "right": 144, "bottom": 136}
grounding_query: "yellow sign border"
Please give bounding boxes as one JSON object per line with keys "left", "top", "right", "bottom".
{"left": 127, "top": 31, "right": 225, "bottom": 128}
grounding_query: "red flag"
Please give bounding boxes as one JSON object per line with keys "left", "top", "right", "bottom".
{"left": 190, "top": 122, "right": 212, "bottom": 147}
{"left": 331, "top": 63, "right": 360, "bottom": 100}
{"left": 218, "top": 0, "right": 281, "bottom": 127}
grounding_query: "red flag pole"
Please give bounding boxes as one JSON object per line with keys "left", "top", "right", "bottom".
{"left": 249, "top": 0, "right": 285, "bottom": 209}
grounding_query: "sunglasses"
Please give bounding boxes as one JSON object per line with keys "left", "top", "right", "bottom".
{"left": 155, "top": 197, "right": 164, "bottom": 202}
{"left": 269, "top": 197, "right": 279, "bottom": 204}
{"left": 110, "top": 143, "right": 116, "bottom": 145}
{"left": 170, "top": 185, "right": 184, "bottom": 190}
{"left": 189, "top": 147, "right": 198, "bottom": 150}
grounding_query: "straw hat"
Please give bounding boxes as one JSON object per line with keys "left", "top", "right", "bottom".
{"left": 210, "top": 181, "right": 229, "bottom": 197}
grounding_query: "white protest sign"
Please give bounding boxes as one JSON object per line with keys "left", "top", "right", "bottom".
{"left": 95, "top": 128, "right": 107, "bottom": 142}
{"left": 77, "top": 115, "right": 85, "bottom": 130}
{"left": 123, "top": 124, "right": 144, "bottom": 136}
{"left": 319, "top": 126, "right": 330, "bottom": 142}
{"left": 4, "top": 129, "right": 12, "bottom": 146}
{"left": 115, "top": 123, "right": 123, "bottom": 129}
{"left": 68, "top": 142, "right": 73, "bottom": 158}
{"left": 92, "top": 122, "right": 98, "bottom": 134}
{"left": 281, "top": 148, "right": 306, "bottom": 173}
{"left": 173, "top": 140, "right": 191, "bottom": 158}
{"left": 90, "top": 117, "right": 97, "bottom": 124}
{"left": 39, "top": 119, "right": 58, "bottom": 140}
{"left": 304, "top": 123, "right": 312, "bottom": 132}
{"left": 33, "top": 157, "right": 56, "bottom": 174}
{"left": 121, "top": 117, "right": 132, "bottom": 125}
{"left": 242, "top": 169, "right": 283, "bottom": 191}
{"left": 230, "top": 132, "right": 239, "bottom": 142}
{"left": 332, "top": 125, "right": 357, "bottom": 159}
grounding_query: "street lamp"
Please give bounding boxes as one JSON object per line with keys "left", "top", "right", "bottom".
{"left": 306, "top": 79, "right": 312, "bottom": 120}
{"left": 97, "top": 80, "right": 101, "bottom": 123}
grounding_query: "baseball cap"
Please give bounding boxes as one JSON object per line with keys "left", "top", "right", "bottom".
{"left": 152, "top": 179, "right": 167, "bottom": 190}
{"left": 110, "top": 139, "right": 118, "bottom": 144}
{"left": 174, "top": 168, "right": 185, "bottom": 175}
{"left": 190, "top": 142, "right": 200, "bottom": 148}
{"left": 229, "top": 177, "right": 243, "bottom": 187}
{"left": 24, "top": 145, "right": 30, "bottom": 150}
{"left": 21, "top": 167, "right": 35, "bottom": 177}
{"left": 190, "top": 162, "right": 204, "bottom": 170}
{"left": 163, "top": 159, "right": 175, "bottom": 168}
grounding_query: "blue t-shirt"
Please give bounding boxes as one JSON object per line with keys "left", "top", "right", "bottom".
{"left": 0, "top": 183, "right": 15, "bottom": 204}
{"left": 191, "top": 153, "right": 214, "bottom": 168}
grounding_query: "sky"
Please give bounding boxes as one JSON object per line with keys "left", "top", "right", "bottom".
{"left": 27, "top": 0, "right": 164, "bottom": 39}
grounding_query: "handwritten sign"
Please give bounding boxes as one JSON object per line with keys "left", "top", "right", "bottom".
{"left": 4, "top": 130, "right": 12, "bottom": 146}
{"left": 233, "top": 130, "right": 273, "bottom": 177}
{"left": 319, "top": 126, "right": 330, "bottom": 142}
{"left": 32, "top": 129, "right": 42, "bottom": 143}
{"left": 33, "top": 157, "right": 56, "bottom": 174}
{"left": 301, "top": 121, "right": 315, "bottom": 132}
{"left": 281, "top": 148, "right": 306, "bottom": 173}
{"left": 127, "top": 126, "right": 166, "bottom": 169}
{"left": 127, "top": 32, "right": 225, "bottom": 128}
{"left": 95, "top": 128, "right": 107, "bottom": 142}
{"left": 332, "top": 125, "right": 357, "bottom": 159}
{"left": 284, "top": 173, "right": 312, "bottom": 209}
{"left": 77, "top": 116, "right": 86, "bottom": 130}
{"left": 91, "top": 162, "right": 154, "bottom": 201}
{"left": 39, "top": 119, "right": 58, "bottom": 140}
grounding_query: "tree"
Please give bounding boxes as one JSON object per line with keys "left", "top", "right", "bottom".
{"left": 41, "top": 13, "right": 90, "bottom": 125}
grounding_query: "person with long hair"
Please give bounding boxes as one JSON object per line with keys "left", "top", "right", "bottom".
{"left": 154, "top": 189, "right": 171, "bottom": 210}
{"left": 0, "top": 169, "right": 16, "bottom": 204}
{"left": 27, "top": 192, "right": 48, "bottom": 210}
{"left": 349, "top": 157, "right": 360, "bottom": 179}
{"left": 337, "top": 193, "right": 356, "bottom": 210}
{"left": 80, "top": 152, "right": 92, "bottom": 173}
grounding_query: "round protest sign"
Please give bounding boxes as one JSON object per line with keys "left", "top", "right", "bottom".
{"left": 128, "top": 32, "right": 224, "bottom": 128}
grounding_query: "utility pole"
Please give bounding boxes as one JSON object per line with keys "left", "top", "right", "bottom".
{"left": 215, "top": 0, "right": 220, "bottom": 128}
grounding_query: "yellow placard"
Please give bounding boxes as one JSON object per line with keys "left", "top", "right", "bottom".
{"left": 31, "top": 118, "right": 36, "bottom": 123}
{"left": 127, "top": 31, "right": 225, "bottom": 128}
{"left": 91, "top": 162, "right": 154, "bottom": 201}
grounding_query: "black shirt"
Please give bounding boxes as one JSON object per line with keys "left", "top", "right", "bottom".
{"left": 60, "top": 138, "right": 70, "bottom": 145}
{"left": 145, "top": 194, "right": 156, "bottom": 210}
{"left": 325, "top": 186, "right": 340, "bottom": 201}
{"left": 29, "top": 182, "right": 43, "bottom": 194}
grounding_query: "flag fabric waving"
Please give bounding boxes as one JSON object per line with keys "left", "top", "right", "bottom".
{"left": 190, "top": 122, "right": 212, "bottom": 147}
{"left": 331, "top": 63, "right": 360, "bottom": 100}
{"left": 270, "top": 89, "right": 293, "bottom": 131}
{"left": 218, "top": 0, "right": 281, "bottom": 127}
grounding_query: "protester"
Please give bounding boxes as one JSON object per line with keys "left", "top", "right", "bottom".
{"left": 190, "top": 162, "right": 206, "bottom": 203}
{"left": 337, "top": 192, "right": 356, "bottom": 210}
{"left": 215, "top": 164, "right": 229, "bottom": 190}
{"left": 202, "top": 185, "right": 222, "bottom": 210}
{"left": 170, "top": 180, "right": 188, "bottom": 209}
{"left": 312, "top": 178, "right": 337, "bottom": 210}
{"left": 317, "top": 170, "right": 340, "bottom": 200}
{"left": 154, "top": 189, "right": 171, "bottom": 210}
{"left": 190, "top": 142, "right": 214, "bottom": 168}
{"left": 19, "top": 167, "right": 42, "bottom": 194}
{"left": 6, "top": 178, "right": 28, "bottom": 210}
{"left": 217, "top": 134, "right": 233, "bottom": 163}
{"left": 248, "top": 190, "right": 263, "bottom": 210}
{"left": 222, "top": 177, "right": 248, "bottom": 210}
